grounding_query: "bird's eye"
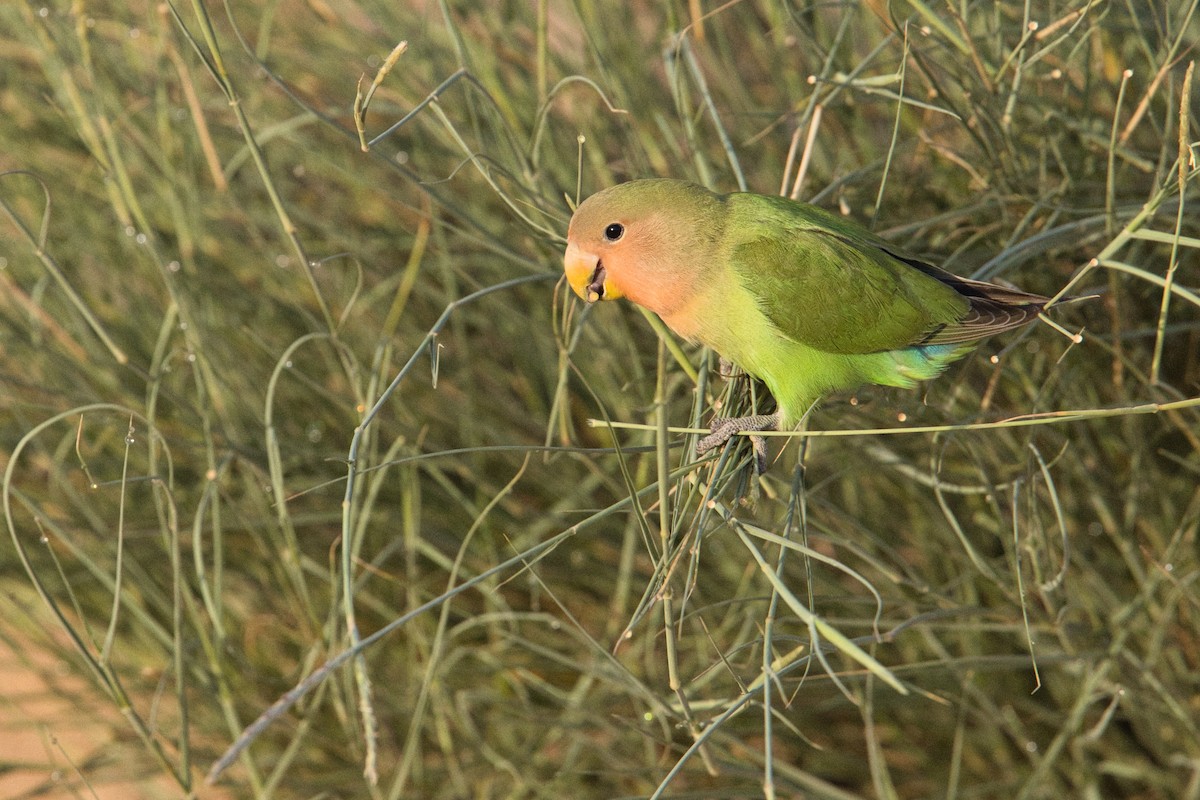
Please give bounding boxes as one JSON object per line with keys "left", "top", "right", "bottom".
{"left": 603, "top": 223, "right": 625, "bottom": 242}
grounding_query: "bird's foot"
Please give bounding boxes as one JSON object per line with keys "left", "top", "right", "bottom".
{"left": 696, "top": 413, "right": 780, "bottom": 474}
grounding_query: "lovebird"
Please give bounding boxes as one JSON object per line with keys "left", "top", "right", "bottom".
{"left": 563, "top": 179, "right": 1057, "bottom": 470}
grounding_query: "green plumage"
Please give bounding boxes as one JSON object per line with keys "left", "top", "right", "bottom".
{"left": 565, "top": 178, "right": 1053, "bottom": 440}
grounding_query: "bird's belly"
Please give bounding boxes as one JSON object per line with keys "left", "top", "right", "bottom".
{"left": 743, "top": 340, "right": 860, "bottom": 426}
{"left": 698, "top": 325, "right": 858, "bottom": 427}
{"left": 660, "top": 293, "right": 858, "bottom": 427}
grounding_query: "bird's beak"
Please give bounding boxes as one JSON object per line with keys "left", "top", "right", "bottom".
{"left": 563, "top": 241, "right": 622, "bottom": 303}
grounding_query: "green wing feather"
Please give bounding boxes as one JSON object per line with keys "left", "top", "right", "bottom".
{"left": 725, "top": 193, "right": 1047, "bottom": 354}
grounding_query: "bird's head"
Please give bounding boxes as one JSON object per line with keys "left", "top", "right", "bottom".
{"left": 563, "top": 179, "right": 725, "bottom": 316}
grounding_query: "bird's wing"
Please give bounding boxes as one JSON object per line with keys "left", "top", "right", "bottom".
{"left": 895, "top": 262, "right": 1051, "bottom": 344}
{"left": 727, "top": 198, "right": 1046, "bottom": 354}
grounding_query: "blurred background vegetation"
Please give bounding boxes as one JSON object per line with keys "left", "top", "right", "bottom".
{"left": 1, "top": 1, "right": 1198, "bottom": 798}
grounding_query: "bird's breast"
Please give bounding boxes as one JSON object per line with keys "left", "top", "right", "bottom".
{"left": 659, "top": 282, "right": 773, "bottom": 368}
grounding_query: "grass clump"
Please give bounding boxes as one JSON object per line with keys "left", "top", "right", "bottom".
{"left": 1, "top": 1, "right": 1198, "bottom": 798}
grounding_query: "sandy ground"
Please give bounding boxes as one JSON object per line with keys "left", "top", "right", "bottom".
{"left": 0, "top": 630, "right": 228, "bottom": 800}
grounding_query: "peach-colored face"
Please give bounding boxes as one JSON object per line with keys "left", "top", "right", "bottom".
{"left": 562, "top": 180, "right": 718, "bottom": 321}
{"left": 563, "top": 210, "right": 631, "bottom": 304}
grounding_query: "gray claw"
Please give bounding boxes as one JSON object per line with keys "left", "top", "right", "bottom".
{"left": 695, "top": 413, "right": 780, "bottom": 473}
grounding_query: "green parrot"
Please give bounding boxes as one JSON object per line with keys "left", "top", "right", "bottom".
{"left": 563, "top": 179, "right": 1057, "bottom": 470}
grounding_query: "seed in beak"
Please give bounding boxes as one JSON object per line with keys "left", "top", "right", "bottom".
{"left": 586, "top": 262, "right": 606, "bottom": 303}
